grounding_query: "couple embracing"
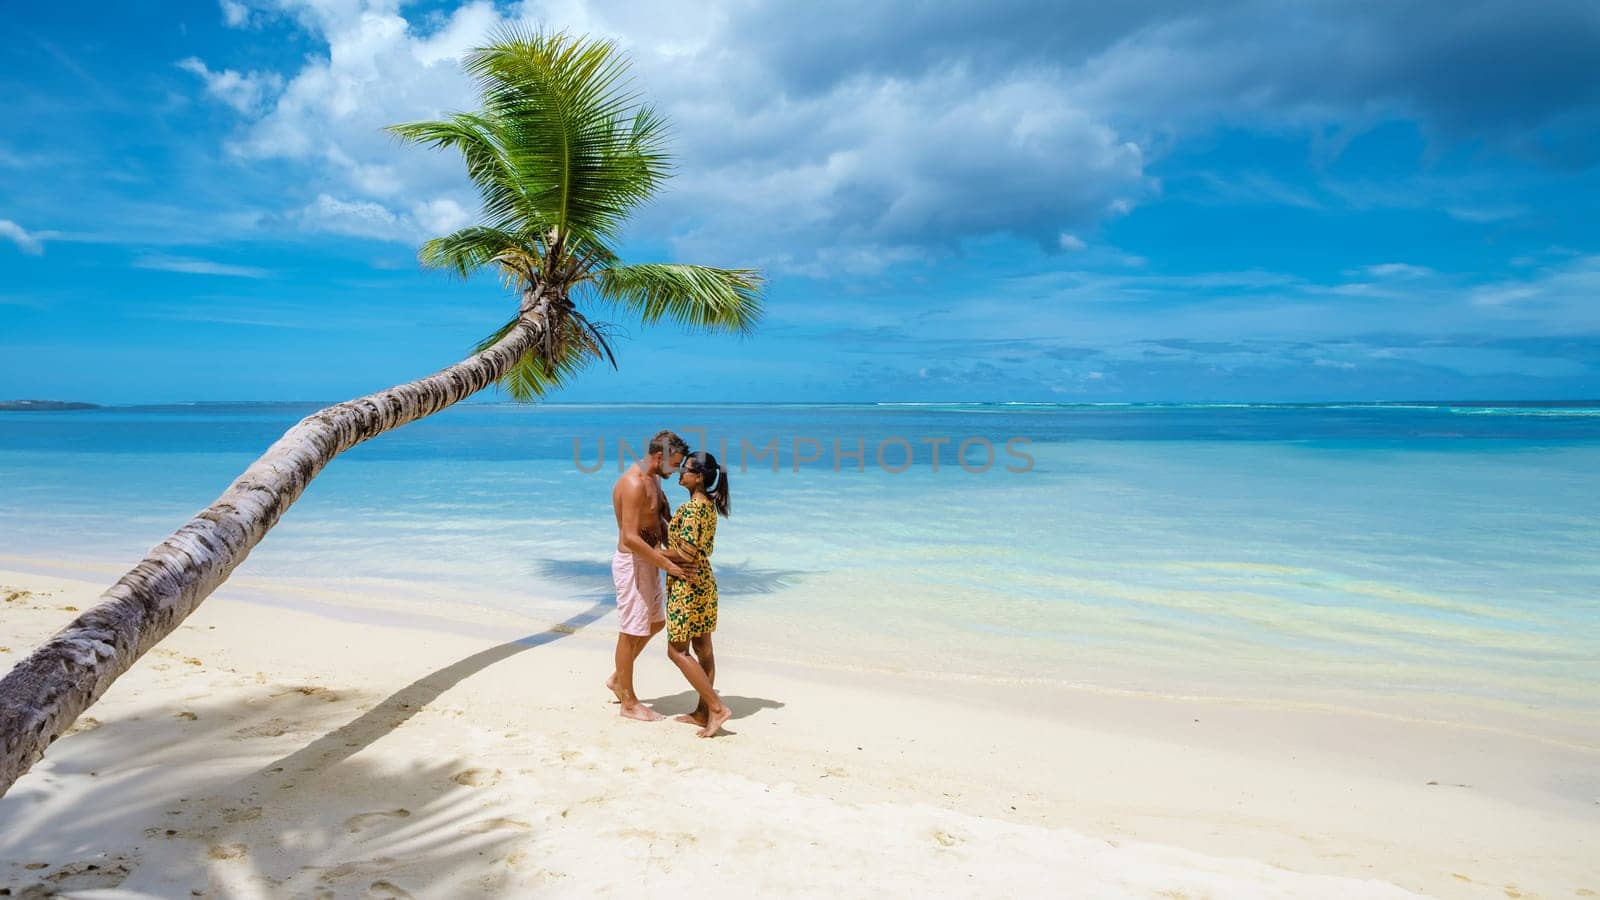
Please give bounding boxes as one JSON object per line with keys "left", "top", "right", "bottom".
{"left": 606, "top": 430, "right": 732, "bottom": 737}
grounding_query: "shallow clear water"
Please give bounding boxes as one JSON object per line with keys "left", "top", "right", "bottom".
{"left": 2, "top": 402, "right": 1597, "bottom": 740}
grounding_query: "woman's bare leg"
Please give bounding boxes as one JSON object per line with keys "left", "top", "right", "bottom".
{"left": 666, "top": 640, "right": 729, "bottom": 737}
{"left": 674, "top": 633, "right": 718, "bottom": 725}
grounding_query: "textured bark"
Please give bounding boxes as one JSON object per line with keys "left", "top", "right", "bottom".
{"left": 0, "top": 290, "right": 550, "bottom": 797}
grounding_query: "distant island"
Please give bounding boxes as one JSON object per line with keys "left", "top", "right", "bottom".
{"left": 0, "top": 400, "right": 102, "bottom": 411}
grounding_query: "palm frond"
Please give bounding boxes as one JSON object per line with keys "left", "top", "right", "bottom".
{"left": 592, "top": 263, "right": 764, "bottom": 334}
{"left": 418, "top": 225, "right": 529, "bottom": 278}
{"left": 472, "top": 308, "right": 620, "bottom": 402}
{"left": 385, "top": 115, "right": 543, "bottom": 230}
{"left": 464, "top": 28, "right": 670, "bottom": 250}
{"left": 389, "top": 29, "right": 765, "bottom": 405}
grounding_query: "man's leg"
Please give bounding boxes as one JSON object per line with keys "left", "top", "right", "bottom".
{"left": 642, "top": 617, "right": 665, "bottom": 653}
{"left": 612, "top": 632, "right": 663, "bottom": 722}
{"left": 609, "top": 551, "right": 665, "bottom": 722}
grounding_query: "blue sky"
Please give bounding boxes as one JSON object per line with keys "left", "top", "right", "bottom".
{"left": 2, "top": 0, "right": 1598, "bottom": 403}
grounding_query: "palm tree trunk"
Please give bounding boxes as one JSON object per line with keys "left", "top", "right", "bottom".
{"left": 0, "top": 289, "right": 550, "bottom": 797}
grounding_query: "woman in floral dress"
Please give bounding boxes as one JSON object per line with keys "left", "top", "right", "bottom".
{"left": 664, "top": 451, "right": 732, "bottom": 737}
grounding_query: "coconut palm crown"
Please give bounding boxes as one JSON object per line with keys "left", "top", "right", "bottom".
{"left": 388, "top": 29, "right": 763, "bottom": 400}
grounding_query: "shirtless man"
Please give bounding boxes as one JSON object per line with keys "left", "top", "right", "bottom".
{"left": 606, "top": 429, "right": 692, "bottom": 721}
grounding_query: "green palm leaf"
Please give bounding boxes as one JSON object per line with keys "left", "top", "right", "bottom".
{"left": 385, "top": 114, "right": 540, "bottom": 231}
{"left": 472, "top": 310, "right": 619, "bottom": 401}
{"left": 594, "top": 263, "right": 764, "bottom": 334}
{"left": 464, "top": 28, "right": 669, "bottom": 250}
{"left": 388, "top": 28, "right": 763, "bottom": 403}
{"left": 418, "top": 225, "right": 534, "bottom": 279}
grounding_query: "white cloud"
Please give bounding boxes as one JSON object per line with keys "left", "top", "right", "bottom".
{"left": 297, "top": 194, "right": 407, "bottom": 240}
{"left": 178, "top": 57, "right": 284, "bottom": 114}
{"left": 177, "top": 0, "right": 1592, "bottom": 274}
{"left": 187, "top": 0, "right": 1152, "bottom": 267}
{"left": 295, "top": 193, "right": 472, "bottom": 241}
{"left": 412, "top": 197, "right": 473, "bottom": 235}
{"left": 220, "top": 0, "right": 251, "bottom": 27}
{"left": 1058, "top": 233, "right": 1086, "bottom": 251}
{"left": 1363, "top": 263, "right": 1436, "bottom": 279}
{"left": 0, "top": 220, "right": 44, "bottom": 255}
{"left": 133, "top": 254, "right": 271, "bottom": 278}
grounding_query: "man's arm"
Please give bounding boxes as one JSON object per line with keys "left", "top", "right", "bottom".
{"left": 617, "top": 478, "right": 686, "bottom": 577}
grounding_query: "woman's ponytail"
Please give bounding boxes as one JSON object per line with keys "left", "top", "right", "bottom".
{"left": 694, "top": 451, "right": 731, "bottom": 517}
{"left": 710, "top": 467, "right": 730, "bottom": 517}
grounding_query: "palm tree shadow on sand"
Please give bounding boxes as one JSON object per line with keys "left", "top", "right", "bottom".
{"left": 0, "top": 601, "right": 615, "bottom": 896}
{"left": 259, "top": 600, "right": 613, "bottom": 779}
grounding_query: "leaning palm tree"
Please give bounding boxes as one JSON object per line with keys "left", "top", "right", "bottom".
{"left": 0, "top": 29, "right": 761, "bottom": 796}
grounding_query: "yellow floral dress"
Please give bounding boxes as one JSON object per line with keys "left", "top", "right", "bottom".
{"left": 666, "top": 496, "right": 718, "bottom": 643}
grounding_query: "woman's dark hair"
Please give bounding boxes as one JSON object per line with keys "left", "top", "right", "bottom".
{"left": 685, "top": 451, "right": 730, "bottom": 517}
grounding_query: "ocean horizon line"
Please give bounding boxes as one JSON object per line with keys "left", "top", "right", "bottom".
{"left": 6, "top": 397, "right": 1600, "bottom": 411}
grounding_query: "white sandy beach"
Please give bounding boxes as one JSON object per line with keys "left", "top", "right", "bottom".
{"left": 1, "top": 565, "right": 1596, "bottom": 898}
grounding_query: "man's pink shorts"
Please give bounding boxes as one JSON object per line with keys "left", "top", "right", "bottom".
{"left": 612, "top": 550, "right": 665, "bottom": 637}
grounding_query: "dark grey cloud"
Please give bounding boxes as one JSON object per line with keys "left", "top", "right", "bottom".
{"left": 1071, "top": 1, "right": 1600, "bottom": 159}
{"left": 722, "top": 0, "right": 1600, "bottom": 159}
{"left": 725, "top": 0, "right": 1187, "bottom": 96}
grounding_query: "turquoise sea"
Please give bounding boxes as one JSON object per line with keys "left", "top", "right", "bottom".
{"left": 2, "top": 402, "right": 1597, "bottom": 743}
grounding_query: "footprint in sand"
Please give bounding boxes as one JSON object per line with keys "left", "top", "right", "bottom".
{"left": 931, "top": 829, "right": 963, "bottom": 848}
{"left": 464, "top": 816, "right": 533, "bottom": 834}
{"left": 451, "top": 768, "right": 501, "bottom": 787}
{"left": 344, "top": 809, "right": 411, "bottom": 833}
{"left": 234, "top": 718, "right": 292, "bottom": 738}
{"left": 27, "top": 857, "right": 135, "bottom": 893}
{"left": 369, "top": 880, "right": 416, "bottom": 898}
{"left": 222, "top": 806, "right": 263, "bottom": 824}
{"left": 556, "top": 750, "right": 598, "bottom": 771}
{"left": 273, "top": 685, "right": 342, "bottom": 703}
{"left": 207, "top": 843, "right": 249, "bottom": 861}
{"left": 65, "top": 717, "right": 103, "bottom": 736}
{"left": 176, "top": 711, "right": 198, "bottom": 721}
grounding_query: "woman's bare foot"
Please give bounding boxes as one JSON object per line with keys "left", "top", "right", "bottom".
{"left": 673, "top": 710, "right": 709, "bottom": 726}
{"left": 696, "top": 706, "right": 731, "bottom": 737}
{"left": 605, "top": 673, "right": 623, "bottom": 703}
{"left": 620, "top": 701, "right": 664, "bottom": 722}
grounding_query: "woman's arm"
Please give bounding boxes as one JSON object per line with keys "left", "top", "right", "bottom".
{"left": 670, "top": 506, "right": 711, "bottom": 563}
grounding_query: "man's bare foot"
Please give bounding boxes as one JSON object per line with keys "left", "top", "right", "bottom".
{"left": 697, "top": 706, "right": 731, "bottom": 738}
{"left": 673, "top": 710, "right": 709, "bottom": 726}
{"left": 620, "top": 702, "right": 665, "bottom": 722}
{"left": 605, "top": 673, "right": 623, "bottom": 703}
